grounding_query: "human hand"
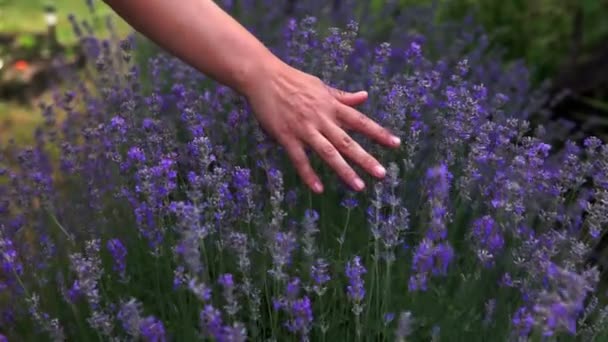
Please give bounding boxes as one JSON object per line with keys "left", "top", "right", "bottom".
{"left": 244, "top": 61, "right": 401, "bottom": 194}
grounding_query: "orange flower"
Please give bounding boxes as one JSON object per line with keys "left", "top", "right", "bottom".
{"left": 14, "top": 60, "right": 29, "bottom": 72}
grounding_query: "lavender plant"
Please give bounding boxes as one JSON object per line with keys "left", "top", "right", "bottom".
{"left": 1, "top": 2, "right": 608, "bottom": 341}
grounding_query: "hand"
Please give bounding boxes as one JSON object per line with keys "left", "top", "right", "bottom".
{"left": 244, "top": 61, "right": 401, "bottom": 194}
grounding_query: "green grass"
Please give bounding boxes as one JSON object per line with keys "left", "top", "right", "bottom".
{"left": 0, "top": 0, "right": 129, "bottom": 44}
{"left": 0, "top": 0, "right": 132, "bottom": 146}
{"left": 436, "top": 0, "right": 608, "bottom": 82}
{"left": 0, "top": 101, "right": 44, "bottom": 144}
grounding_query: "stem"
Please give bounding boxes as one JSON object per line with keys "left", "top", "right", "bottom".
{"left": 273, "top": 279, "right": 280, "bottom": 338}
{"left": 383, "top": 259, "right": 393, "bottom": 320}
{"left": 374, "top": 238, "right": 380, "bottom": 315}
{"left": 201, "top": 242, "right": 210, "bottom": 283}
{"left": 47, "top": 210, "right": 75, "bottom": 243}
{"left": 155, "top": 254, "right": 166, "bottom": 318}
{"left": 355, "top": 312, "right": 362, "bottom": 341}
{"left": 366, "top": 197, "right": 381, "bottom": 323}
{"left": 338, "top": 209, "right": 351, "bottom": 259}
{"left": 12, "top": 268, "right": 29, "bottom": 298}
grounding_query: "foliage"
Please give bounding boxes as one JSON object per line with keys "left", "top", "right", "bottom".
{"left": 436, "top": 0, "right": 608, "bottom": 82}
{"left": 1, "top": 1, "right": 608, "bottom": 341}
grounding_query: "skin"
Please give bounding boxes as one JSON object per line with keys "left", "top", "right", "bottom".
{"left": 103, "top": 0, "right": 401, "bottom": 193}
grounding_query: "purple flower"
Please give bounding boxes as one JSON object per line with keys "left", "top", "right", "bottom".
{"left": 221, "top": 323, "right": 247, "bottom": 342}
{"left": 345, "top": 256, "right": 366, "bottom": 315}
{"left": 127, "top": 146, "right": 146, "bottom": 163}
{"left": 118, "top": 299, "right": 143, "bottom": 337}
{"left": 200, "top": 305, "right": 224, "bottom": 340}
{"left": 268, "top": 231, "right": 297, "bottom": 281}
{"left": 425, "top": 164, "right": 451, "bottom": 241}
{"left": 395, "top": 311, "right": 414, "bottom": 340}
{"left": 285, "top": 296, "right": 313, "bottom": 336}
{"left": 273, "top": 278, "right": 313, "bottom": 339}
{"left": 340, "top": 196, "right": 359, "bottom": 210}
{"left": 512, "top": 307, "right": 534, "bottom": 336}
{"left": 218, "top": 273, "right": 239, "bottom": 316}
{"left": 310, "top": 258, "right": 330, "bottom": 296}
{"left": 471, "top": 216, "right": 504, "bottom": 266}
{"left": 0, "top": 231, "right": 22, "bottom": 275}
{"left": 383, "top": 312, "right": 395, "bottom": 325}
{"left": 409, "top": 239, "right": 454, "bottom": 291}
{"left": 139, "top": 316, "right": 166, "bottom": 342}
{"left": 106, "top": 238, "right": 127, "bottom": 279}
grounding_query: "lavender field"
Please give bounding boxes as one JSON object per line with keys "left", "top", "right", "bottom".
{"left": 1, "top": 1, "right": 608, "bottom": 341}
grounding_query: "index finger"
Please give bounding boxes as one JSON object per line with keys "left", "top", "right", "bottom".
{"left": 338, "top": 104, "right": 401, "bottom": 148}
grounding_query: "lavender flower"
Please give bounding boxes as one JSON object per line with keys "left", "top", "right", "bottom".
{"left": 26, "top": 294, "right": 65, "bottom": 342}
{"left": 118, "top": 298, "right": 143, "bottom": 337}
{"left": 218, "top": 273, "right": 240, "bottom": 317}
{"left": 106, "top": 238, "right": 127, "bottom": 280}
{"left": 0, "top": 229, "right": 22, "bottom": 276}
{"left": 409, "top": 239, "right": 454, "bottom": 291}
{"left": 274, "top": 278, "right": 313, "bottom": 340}
{"left": 268, "top": 231, "right": 297, "bottom": 281}
{"left": 200, "top": 304, "right": 224, "bottom": 340}
{"left": 139, "top": 316, "right": 166, "bottom": 342}
{"left": 425, "top": 164, "right": 451, "bottom": 241}
{"left": 309, "top": 258, "right": 330, "bottom": 296}
{"left": 301, "top": 209, "right": 320, "bottom": 258}
{"left": 395, "top": 311, "right": 414, "bottom": 341}
{"left": 222, "top": 322, "right": 248, "bottom": 342}
{"left": 345, "top": 256, "right": 366, "bottom": 316}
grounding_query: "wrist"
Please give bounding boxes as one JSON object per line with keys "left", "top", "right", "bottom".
{"left": 235, "top": 49, "right": 287, "bottom": 99}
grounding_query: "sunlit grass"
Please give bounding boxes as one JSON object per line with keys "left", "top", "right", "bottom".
{"left": 0, "top": 0, "right": 129, "bottom": 44}
{"left": 0, "top": 0, "right": 133, "bottom": 146}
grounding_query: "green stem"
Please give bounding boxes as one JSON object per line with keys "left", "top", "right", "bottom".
{"left": 355, "top": 312, "right": 362, "bottom": 341}
{"left": 383, "top": 259, "right": 393, "bottom": 325}
{"left": 201, "top": 242, "right": 210, "bottom": 283}
{"left": 47, "top": 210, "right": 75, "bottom": 243}
{"left": 338, "top": 209, "right": 351, "bottom": 259}
{"left": 272, "top": 278, "right": 279, "bottom": 338}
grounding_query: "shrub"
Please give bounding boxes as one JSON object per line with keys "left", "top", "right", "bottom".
{"left": 1, "top": 2, "right": 607, "bottom": 341}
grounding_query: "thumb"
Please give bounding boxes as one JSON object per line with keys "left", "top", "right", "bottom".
{"left": 328, "top": 87, "right": 368, "bottom": 106}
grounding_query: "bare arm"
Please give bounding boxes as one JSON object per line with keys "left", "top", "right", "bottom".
{"left": 104, "top": 0, "right": 401, "bottom": 193}
{"left": 104, "top": 0, "right": 276, "bottom": 95}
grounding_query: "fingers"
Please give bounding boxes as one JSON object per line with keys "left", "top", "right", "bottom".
{"left": 327, "top": 86, "right": 368, "bottom": 107}
{"left": 321, "top": 122, "right": 387, "bottom": 180}
{"left": 306, "top": 131, "right": 366, "bottom": 191}
{"left": 282, "top": 138, "right": 324, "bottom": 194}
{"left": 338, "top": 104, "right": 401, "bottom": 148}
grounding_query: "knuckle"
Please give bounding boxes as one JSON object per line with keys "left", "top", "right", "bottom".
{"left": 298, "top": 164, "right": 313, "bottom": 179}
{"left": 291, "top": 152, "right": 307, "bottom": 167}
{"left": 330, "top": 97, "right": 342, "bottom": 107}
{"left": 362, "top": 154, "right": 377, "bottom": 168}
{"left": 379, "top": 127, "right": 393, "bottom": 140}
{"left": 356, "top": 113, "right": 369, "bottom": 128}
{"left": 319, "top": 144, "right": 337, "bottom": 159}
{"left": 340, "top": 166, "right": 357, "bottom": 181}
{"left": 300, "top": 125, "right": 318, "bottom": 141}
{"left": 276, "top": 124, "right": 295, "bottom": 139}
{"left": 337, "top": 134, "right": 354, "bottom": 151}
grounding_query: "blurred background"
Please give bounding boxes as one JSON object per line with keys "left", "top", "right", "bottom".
{"left": 1, "top": 0, "right": 607, "bottom": 145}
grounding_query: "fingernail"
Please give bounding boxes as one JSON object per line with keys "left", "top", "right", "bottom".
{"left": 391, "top": 136, "right": 401, "bottom": 146}
{"left": 313, "top": 182, "right": 323, "bottom": 193}
{"left": 353, "top": 178, "right": 365, "bottom": 191}
{"left": 374, "top": 165, "right": 386, "bottom": 178}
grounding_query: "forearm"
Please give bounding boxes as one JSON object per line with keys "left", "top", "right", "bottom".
{"left": 104, "top": 0, "right": 283, "bottom": 96}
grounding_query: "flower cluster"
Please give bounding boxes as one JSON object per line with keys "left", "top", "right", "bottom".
{"left": 0, "top": 1, "right": 607, "bottom": 341}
